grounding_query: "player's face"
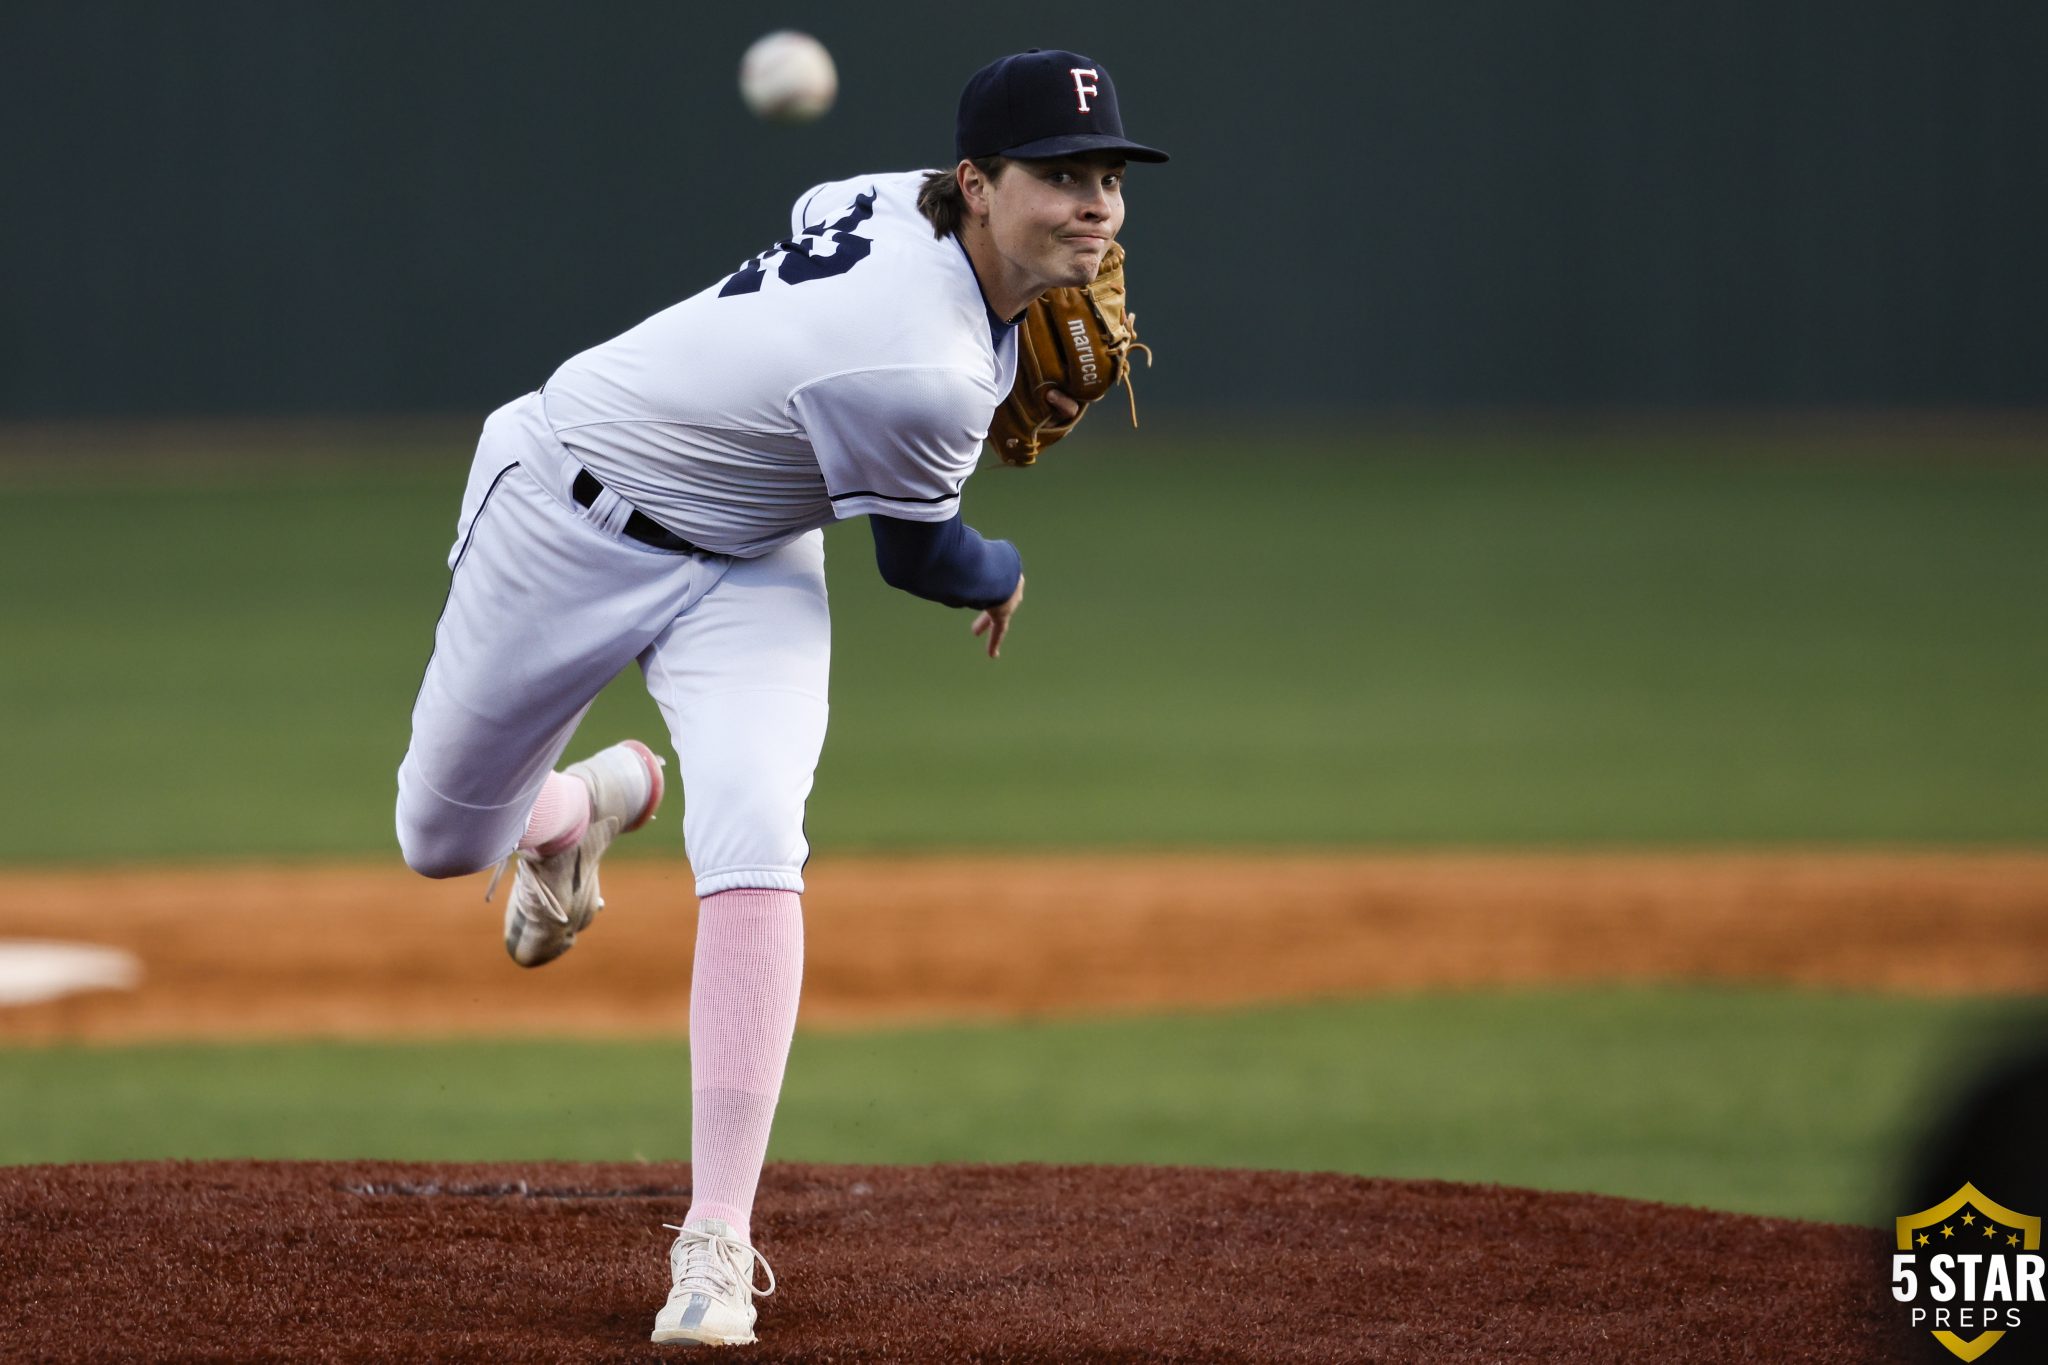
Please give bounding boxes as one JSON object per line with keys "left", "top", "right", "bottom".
{"left": 985, "top": 154, "right": 1126, "bottom": 291}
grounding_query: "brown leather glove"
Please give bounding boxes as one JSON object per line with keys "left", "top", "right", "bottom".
{"left": 986, "top": 242, "right": 1150, "bottom": 467}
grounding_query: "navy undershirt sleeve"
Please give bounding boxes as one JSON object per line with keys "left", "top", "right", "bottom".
{"left": 869, "top": 512, "right": 1023, "bottom": 609}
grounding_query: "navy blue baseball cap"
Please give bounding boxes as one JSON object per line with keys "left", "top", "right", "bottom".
{"left": 955, "top": 49, "right": 1170, "bottom": 164}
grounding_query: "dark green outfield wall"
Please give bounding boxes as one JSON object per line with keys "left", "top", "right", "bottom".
{"left": 5, "top": 0, "right": 2045, "bottom": 417}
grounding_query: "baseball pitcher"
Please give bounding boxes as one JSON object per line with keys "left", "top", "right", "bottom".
{"left": 393, "top": 48, "right": 1166, "bottom": 1348}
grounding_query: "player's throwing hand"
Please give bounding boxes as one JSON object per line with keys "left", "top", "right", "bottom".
{"left": 970, "top": 575, "right": 1025, "bottom": 658}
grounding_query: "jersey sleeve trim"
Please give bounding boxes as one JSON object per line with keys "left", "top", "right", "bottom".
{"left": 790, "top": 361, "right": 994, "bottom": 524}
{"left": 827, "top": 486, "right": 961, "bottom": 506}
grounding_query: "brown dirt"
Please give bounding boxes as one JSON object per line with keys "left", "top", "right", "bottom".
{"left": 1, "top": 851, "right": 2044, "bottom": 1043}
{"left": 7, "top": 853, "right": 2031, "bottom": 1361}
{"left": 0, "top": 1159, "right": 1928, "bottom": 1363}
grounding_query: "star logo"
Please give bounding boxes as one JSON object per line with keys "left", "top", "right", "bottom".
{"left": 1894, "top": 1184, "right": 2044, "bottom": 1362}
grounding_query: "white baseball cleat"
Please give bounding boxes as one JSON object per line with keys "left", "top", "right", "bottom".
{"left": 495, "top": 739, "right": 664, "bottom": 968}
{"left": 651, "top": 1218, "right": 777, "bottom": 1347}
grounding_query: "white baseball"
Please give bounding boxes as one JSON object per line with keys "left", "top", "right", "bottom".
{"left": 739, "top": 31, "right": 838, "bottom": 123}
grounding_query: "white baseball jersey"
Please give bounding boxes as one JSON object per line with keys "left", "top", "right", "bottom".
{"left": 541, "top": 171, "right": 1019, "bottom": 557}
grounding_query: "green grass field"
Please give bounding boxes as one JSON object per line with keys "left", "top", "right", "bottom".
{"left": 3, "top": 991, "right": 2036, "bottom": 1224}
{"left": 2, "top": 424, "right": 2045, "bottom": 860}
{"left": 2, "top": 422, "right": 2042, "bottom": 1224}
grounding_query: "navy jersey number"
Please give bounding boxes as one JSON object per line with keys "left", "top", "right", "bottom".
{"left": 719, "top": 189, "right": 877, "bottom": 297}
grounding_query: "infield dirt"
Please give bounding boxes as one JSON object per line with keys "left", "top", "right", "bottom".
{"left": 5, "top": 852, "right": 2039, "bottom": 1361}
{"left": 2, "top": 1158, "right": 1927, "bottom": 1363}
{"left": 1, "top": 851, "right": 2043, "bottom": 1042}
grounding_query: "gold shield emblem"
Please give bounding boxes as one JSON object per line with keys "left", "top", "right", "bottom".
{"left": 1895, "top": 1184, "right": 2044, "bottom": 1361}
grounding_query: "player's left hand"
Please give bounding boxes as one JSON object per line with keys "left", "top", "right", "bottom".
{"left": 1045, "top": 391, "right": 1080, "bottom": 421}
{"left": 970, "top": 575, "right": 1025, "bottom": 659}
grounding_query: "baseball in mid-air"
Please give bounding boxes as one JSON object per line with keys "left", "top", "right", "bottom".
{"left": 739, "top": 31, "right": 838, "bottom": 123}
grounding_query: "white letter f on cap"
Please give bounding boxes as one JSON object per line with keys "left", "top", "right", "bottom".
{"left": 1070, "top": 67, "right": 1099, "bottom": 113}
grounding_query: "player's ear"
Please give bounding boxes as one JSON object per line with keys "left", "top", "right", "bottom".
{"left": 956, "top": 160, "right": 992, "bottom": 223}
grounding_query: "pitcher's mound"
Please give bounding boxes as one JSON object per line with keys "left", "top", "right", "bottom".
{"left": 5, "top": 1160, "right": 1915, "bottom": 1362}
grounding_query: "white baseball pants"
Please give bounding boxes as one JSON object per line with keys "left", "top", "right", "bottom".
{"left": 396, "top": 394, "right": 830, "bottom": 897}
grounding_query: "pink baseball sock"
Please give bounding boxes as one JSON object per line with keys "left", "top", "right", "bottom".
{"left": 517, "top": 771, "right": 589, "bottom": 856}
{"left": 685, "top": 889, "right": 805, "bottom": 1245}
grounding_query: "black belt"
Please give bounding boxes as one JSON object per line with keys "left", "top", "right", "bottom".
{"left": 572, "top": 469, "right": 700, "bottom": 553}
